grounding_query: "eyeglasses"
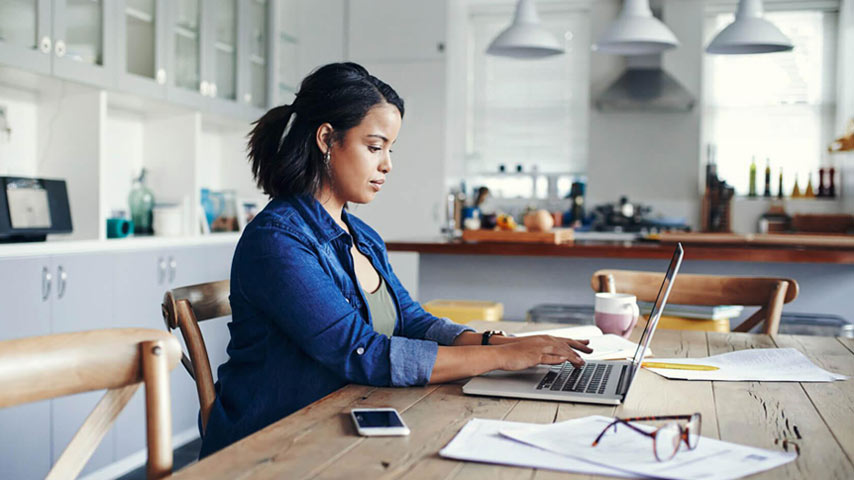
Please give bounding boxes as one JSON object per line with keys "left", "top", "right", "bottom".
{"left": 592, "top": 413, "right": 702, "bottom": 461}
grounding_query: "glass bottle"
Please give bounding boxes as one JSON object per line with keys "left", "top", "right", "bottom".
{"left": 763, "top": 159, "right": 771, "bottom": 197}
{"left": 777, "top": 168, "right": 784, "bottom": 199}
{"left": 128, "top": 168, "right": 155, "bottom": 234}
{"left": 828, "top": 167, "right": 837, "bottom": 198}
{"left": 791, "top": 174, "right": 801, "bottom": 198}
{"left": 804, "top": 173, "right": 815, "bottom": 198}
{"left": 748, "top": 157, "right": 757, "bottom": 197}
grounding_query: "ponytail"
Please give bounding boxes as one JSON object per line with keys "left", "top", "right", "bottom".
{"left": 246, "top": 62, "right": 405, "bottom": 198}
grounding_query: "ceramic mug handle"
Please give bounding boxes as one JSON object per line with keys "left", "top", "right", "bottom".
{"left": 622, "top": 302, "right": 640, "bottom": 338}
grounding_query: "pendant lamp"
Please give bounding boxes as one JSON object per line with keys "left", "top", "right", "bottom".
{"left": 706, "top": 0, "right": 793, "bottom": 54}
{"left": 593, "top": 0, "right": 679, "bottom": 55}
{"left": 486, "top": 0, "right": 564, "bottom": 59}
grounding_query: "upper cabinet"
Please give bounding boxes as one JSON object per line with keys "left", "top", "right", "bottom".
{"left": 348, "top": 0, "right": 446, "bottom": 63}
{"left": 0, "top": 0, "right": 277, "bottom": 120}
{"left": 0, "top": 0, "right": 115, "bottom": 86}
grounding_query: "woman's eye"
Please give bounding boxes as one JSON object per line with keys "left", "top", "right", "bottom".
{"left": 368, "top": 146, "right": 382, "bottom": 153}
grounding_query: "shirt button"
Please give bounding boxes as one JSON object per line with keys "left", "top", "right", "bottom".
{"left": 345, "top": 298, "right": 350, "bottom": 303}
{"left": 356, "top": 347, "right": 365, "bottom": 355}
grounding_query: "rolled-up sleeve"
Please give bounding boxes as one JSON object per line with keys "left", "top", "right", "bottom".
{"left": 423, "top": 317, "right": 475, "bottom": 346}
{"left": 389, "top": 337, "right": 438, "bottom": 386}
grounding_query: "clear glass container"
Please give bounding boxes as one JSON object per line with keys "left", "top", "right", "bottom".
{"left": 0, "top": 0, "right": 38, "bottom": 50}
{"left": 213, "top": 0, "right": 237, "bottom": 100}
{"left": 173, "top": 0, "right": 200, "bottom": 91}
{"left": 128, "top": 169, "right": 155, "bottom": 235}
{"left": 65, "top": 0, "right": 104, "bottom": 65}
{"left": 125, "top": 0, "right": 157, "bottom": 78}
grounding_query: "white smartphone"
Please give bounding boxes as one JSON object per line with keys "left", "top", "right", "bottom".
{"left": 350, "top": 408, "right": 410, "bottom": 436}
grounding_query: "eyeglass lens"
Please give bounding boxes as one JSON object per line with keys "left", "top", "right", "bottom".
{"left": 687, "top": 413, "right": 701, "bottom": 449}
{"left": 654, "top": 422, "right": 681, "bottom": 461}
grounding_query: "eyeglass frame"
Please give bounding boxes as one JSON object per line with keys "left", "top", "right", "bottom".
{"left": 591, "top": 413, "right": 702, "bottom": 462}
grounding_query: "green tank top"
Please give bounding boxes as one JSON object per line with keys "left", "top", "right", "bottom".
{"left": 362, "top": 277, "right": 397, "bottom": 337}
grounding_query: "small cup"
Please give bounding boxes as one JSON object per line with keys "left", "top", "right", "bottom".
{"left": 594, "top": 293, "right": 640, "bottom": 339}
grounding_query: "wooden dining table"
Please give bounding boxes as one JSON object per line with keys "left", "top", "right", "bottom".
{"left": 170, "top": 321, "right": 854, "bottom": 479}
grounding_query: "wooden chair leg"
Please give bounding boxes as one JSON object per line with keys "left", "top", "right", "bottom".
{"left": 46, "top": 384, "right": 139, "bottom": 480}
{"left": 763, "top": 281, "right": 789, "bottom": 335}
{"left": 142, "top": 340, "right": 173, "bottom": 480}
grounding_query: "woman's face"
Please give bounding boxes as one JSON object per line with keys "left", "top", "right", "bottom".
{"left": 325, "top": 103, "right": 402, "bottom": 205}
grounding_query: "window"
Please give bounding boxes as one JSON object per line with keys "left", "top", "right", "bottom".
{"left": 703, "top": 8, "right": 838, "bottom": 196}
{"left": 464, "top": 3, "right": 590, "bottom": 198}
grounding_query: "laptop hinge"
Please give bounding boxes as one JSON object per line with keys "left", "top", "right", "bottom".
{"left": 615, "top": 365, "right": 629, "bottom": 397}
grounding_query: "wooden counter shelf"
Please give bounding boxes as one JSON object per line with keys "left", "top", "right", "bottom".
{"left": 385, "top": 237, "right": 854, "bottom": 264}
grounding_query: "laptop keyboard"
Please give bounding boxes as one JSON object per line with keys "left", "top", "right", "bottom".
{"left": 536, "top": 363, "right": 614, "bottom": 395}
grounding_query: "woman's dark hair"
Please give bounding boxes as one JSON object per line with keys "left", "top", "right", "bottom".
{"left": 247, "top": 62, "right": 404, "bottom": 198}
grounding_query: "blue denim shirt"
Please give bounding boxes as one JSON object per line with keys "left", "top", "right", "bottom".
{"left": 199, "top": 195, "right": 473, "bottom": 457}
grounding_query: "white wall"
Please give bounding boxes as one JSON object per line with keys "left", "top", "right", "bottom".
{"left": 0, "top": 85, "right": 39, "bottom": 177}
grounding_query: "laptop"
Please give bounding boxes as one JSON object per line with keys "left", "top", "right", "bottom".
{"left": 462, "top": 243, "right": 684, "bottom": 406}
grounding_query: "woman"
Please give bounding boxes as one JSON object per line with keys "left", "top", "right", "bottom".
{"left": 200, "top": 63, "right": 592, "bottom": 457}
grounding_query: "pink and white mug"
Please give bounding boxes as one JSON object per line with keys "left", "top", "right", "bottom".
{"left": 594, "top": 293, "right": 640, "bottom": 339}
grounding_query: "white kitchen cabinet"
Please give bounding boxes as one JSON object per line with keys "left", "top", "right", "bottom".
{"left": 347, "top": 0, "right": 446, "bottom": 63}
{"left": 0, "top": 256, "right": 52, "bottom": 480}
{"left": 48, "top": 252, "right": 117, "bottom": 476}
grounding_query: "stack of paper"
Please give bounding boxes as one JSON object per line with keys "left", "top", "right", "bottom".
{"left": 515, "top": 326, "right": 650, "bottom": 361}
{"left": 440, "top": 415, "right": 797, "bottom": 480}
{"left": 639, "top": 302, "right": 743, "bottom": 320}
{"left": 645, "top": 348, "right": 848, "bottom": 382}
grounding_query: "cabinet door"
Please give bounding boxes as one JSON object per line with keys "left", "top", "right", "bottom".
{"left": 51, "top": 0, "right": 116, "bottom": 88}
{"left": 205, "top": 0, "right": 245, "bottom": 117}
{"left": 0, "top": 256, "right": 52, "bottom": 479}
{"left": 166, "top": 0, "right": 209, "bottom": 109}
{"left": 48, "top": 253, "right": 117, "bottom": 476}
{"left": 115, "top": 0, "right": 168, "bottom": 98}
{"left": 238, "top": 0, "right": 271, "bottom": 112}
{"left": 348, "top": 0, "right": 446, "bottom": 63}
{"left": 271, "top": 0, "right": 299, "bottom": 106}
{"left": 0, "top": 0, "right": 52, "bottom": 74}
{"left": 111, "top": 249, "right": 172, "bottom": 460}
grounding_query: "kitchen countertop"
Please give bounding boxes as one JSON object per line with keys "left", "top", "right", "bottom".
{"left": 385, "top": 236, "right": 854, "bottom": 264}
{"left": 0, "top": 233, "right": 241, "bottom": 259}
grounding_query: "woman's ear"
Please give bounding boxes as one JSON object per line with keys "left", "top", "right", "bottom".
{"left": 315, "top": 123, "right": 334, "bottom": 154}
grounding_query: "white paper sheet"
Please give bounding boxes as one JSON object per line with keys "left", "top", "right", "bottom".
{"left": 645, "top": 348, "right": 848, "bottom": 382}
{"left": 516, "top": 326, "right": 652, "bottom": 361}
{"left": 500, "top": 415, "right": 797, "bottom": 480}
{"left": 439, "top": 418, "right": 631, "bottom": 477}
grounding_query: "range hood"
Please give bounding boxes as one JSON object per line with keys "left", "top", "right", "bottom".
{"left": 595, "top": 53, "right": 695, "bottom": 112}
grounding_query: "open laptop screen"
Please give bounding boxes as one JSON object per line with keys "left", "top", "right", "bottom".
{"left": 626, "top": 243, "right": 684, "bottom": 382}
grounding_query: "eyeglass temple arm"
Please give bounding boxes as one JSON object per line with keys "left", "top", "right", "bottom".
{"left": 622, "top": 414, "right": 697, "bottom": 422}
{"left": 592, "top": 418, "right": 653, "bottom": 446}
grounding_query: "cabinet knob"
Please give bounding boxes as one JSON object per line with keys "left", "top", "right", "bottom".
{"left": 57, "top": 266, "right": 68, "bottom": 299}
{"left": 40, "top": 36, "right": 52, "bottom": 54}
{"left": 244, "top": 93, "right": 252, "bottom": 104}
{"left": 55, "top": 40, "right": 66, "bottom": 58}
{"left": 200, "top": 81, "right": 210, "bottom": 96}
{"left": 156, "top": 68, "right": 167, "bottom": 85}
{"left": 42, "top": 266, "right": 52, "bottom": 301}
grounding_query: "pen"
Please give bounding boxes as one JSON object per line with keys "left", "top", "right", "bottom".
{"left": 642, "top": 362, "right": 719, "bottom": 371}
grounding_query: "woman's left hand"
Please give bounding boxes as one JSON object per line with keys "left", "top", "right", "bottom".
{"left": 493, "top": 334, "right": 593, "bottom": 355}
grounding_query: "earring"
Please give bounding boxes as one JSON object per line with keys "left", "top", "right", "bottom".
{"left": 323, "top": 150, "right": 331, "bottom": 166}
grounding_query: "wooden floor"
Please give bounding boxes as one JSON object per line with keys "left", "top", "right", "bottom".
{"left": 169, "top": 322, "right": 854, "bottom": 479}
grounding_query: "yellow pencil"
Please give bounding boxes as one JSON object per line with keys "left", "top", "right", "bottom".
{"left": 642, "top": 362, "right": 720, "bottom": 371}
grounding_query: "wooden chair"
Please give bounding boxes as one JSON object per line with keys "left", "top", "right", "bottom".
{"left": 161, "top": 280, "right": 230, "bottom": 435}
{"left": 0, "top": 328, "right": 181, "bottom": 480}
{"left": 591, "top": 270, "right": 799, "bottom": 335}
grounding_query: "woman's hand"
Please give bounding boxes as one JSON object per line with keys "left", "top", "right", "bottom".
{"left": 495, "top": 335, "right": 592, "bottom": 371}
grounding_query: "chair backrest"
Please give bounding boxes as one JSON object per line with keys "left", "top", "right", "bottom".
{"left": 0, "top": 328, "right": 181, "bottom": 480}
{"left": 591, "top": 270, "right": 799, "bottom": 335}
{"left": 161, "top": 279, "right": 230, "bottom": 434}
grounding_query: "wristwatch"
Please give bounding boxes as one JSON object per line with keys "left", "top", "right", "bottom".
{"left": 481, "top": 330, "right": 507, "bottom": 345}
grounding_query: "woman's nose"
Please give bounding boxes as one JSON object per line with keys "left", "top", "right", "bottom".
{"left": 380, "top": 153, "right": 392, "bottom": 174}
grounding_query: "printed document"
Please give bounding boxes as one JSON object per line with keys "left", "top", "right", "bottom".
{"left": 516, "top": 326, "right": 652, "bottom": 361}
{"left": 439, "top": 418, "right": 631, "bottom": 477}
{"left": 500, "top": 415, "right": 796, "bottom": 480}
{"left": 645, "top": 348, "right": 848, "bottom": 382}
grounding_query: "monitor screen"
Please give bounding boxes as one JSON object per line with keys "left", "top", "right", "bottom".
{"left": 6, "top": 178, "right": 52, "bottom": 229}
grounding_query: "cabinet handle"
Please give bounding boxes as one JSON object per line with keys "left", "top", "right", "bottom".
{"left": 42, "top": 267, "right": 52, "bottom": 301}
{"left": 156, "top": 68, "right": 167, "bottom": 85}
{"left": 40, "top": 36, "right": 52, "bottom": 54}
{"left": 168, "top": 257, "right": 177, "bottom": 283}
{"left": 57, "top": 266, "right": 68, "bottom": 299}
{"left": 55, "top": 40, "right": 66, "bottom": 58}
{"left": 158, "top": 257, "right": 167, "bottom": 285}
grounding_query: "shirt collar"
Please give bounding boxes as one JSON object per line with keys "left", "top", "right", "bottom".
{"left": 288, "top": 195, "right": 369, "bottom": 249}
